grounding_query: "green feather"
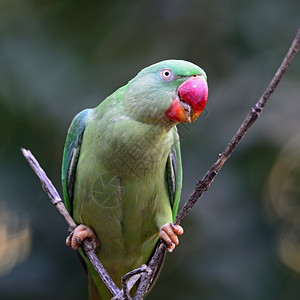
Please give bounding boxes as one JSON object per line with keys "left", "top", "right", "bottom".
{"left": 61, "top": 59, "right": 206, "bottom": 299}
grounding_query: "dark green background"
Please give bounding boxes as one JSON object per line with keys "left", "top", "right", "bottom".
{"left": 1, "top": 1, "right": 300, "bottom": 299}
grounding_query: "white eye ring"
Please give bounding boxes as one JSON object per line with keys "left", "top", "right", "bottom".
{"left": 160, "top": 68, "right": 173, "bottom": 81}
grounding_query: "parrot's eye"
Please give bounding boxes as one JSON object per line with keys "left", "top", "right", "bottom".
{"left": 160, "top": 68, "right": 173, "bottom": 81}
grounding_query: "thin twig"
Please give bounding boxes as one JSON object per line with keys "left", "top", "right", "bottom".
{"left": 133, "top": 26, "right": 300, "bottom": 297}
{"left": 175, "top": 26, "right": 300, "bottom": 225}
{"left": 134, "top": 243, "right": 165, "bottom": 300}
{"left": 21, "top": 148, "right": 76, "bottom": 227}
{"left": 21, "top": 148, "right": 121, "bottom": 298}
{"left": 121, "top": 265, "right": 149, "bottom": 300}
{"left": 22, "top": 26, "right": 300, "bottom": 300}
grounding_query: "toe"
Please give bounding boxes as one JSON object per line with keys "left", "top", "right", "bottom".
{"left": 166, "top": 243, "right": 175, "bottom": 253}
{"left": 159, "top": 229, "right": 174, "bottom": 246}
{"left": 173, "top": 224, "right": 184, "bottom": 235}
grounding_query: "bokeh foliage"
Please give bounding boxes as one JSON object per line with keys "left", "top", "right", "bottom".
{"left": 0, "top": 0, "right": 300, "bottom": 299}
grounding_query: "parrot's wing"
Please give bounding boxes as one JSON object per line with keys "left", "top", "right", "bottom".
{"left": 166, "top": 127, "right": 183, "bottom": 221}
{"left": 148, "top": 130, "right": 182, "bottom": 293}
{"left": 61, "top": 109, "right": 91, "bottom": 213}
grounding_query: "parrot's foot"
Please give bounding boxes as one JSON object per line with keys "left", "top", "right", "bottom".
{"left": 66, "top": 224, "right": 100, "bottom": 251}
{"left": 159, "top": 223, "right": 184, "bottom": 253}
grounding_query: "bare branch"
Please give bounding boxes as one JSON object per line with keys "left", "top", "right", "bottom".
{"left": 133, "top": 243, "right": 166, "bottom": 299}
{"left": 21, "top": 148, "right": 121, "bottom": 298}
{"left": 21, "top": 148, "right": 76, "bottom": 227}
{"left": 120, "top": 265, "right": 149, "bottom": 300}
{"left": 175, "top": 26, "right": 300, "bottom": 225}
{"left": 133, "top": 26, "right": 300, "bottom": 297}
{"left": 22, "top": 26, "right": 300, "bottom": 300}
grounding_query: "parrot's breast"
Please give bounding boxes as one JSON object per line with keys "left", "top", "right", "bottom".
{"left": 99, "top": 114, "right": 174, "bottom": 178}
{"left": 72, "top": 108, "right": 175, "bottom": 289}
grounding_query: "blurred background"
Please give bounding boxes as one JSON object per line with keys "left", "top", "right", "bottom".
{"left": 1, "top": 0, "right": 300, "bottom": 299}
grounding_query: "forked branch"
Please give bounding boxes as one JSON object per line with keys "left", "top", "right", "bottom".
{"left": 133, "top": 25, "right": 300, "bottom": 298}
{"left": 22, "top": 26, "right": 300, "bottom": 300}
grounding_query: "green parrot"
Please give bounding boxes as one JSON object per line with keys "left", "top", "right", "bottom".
{"left": 61, "top": 59, "right": 208, "bottom": 299}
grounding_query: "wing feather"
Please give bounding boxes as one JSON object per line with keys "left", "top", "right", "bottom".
{"left": 61, "top": 109, "right": 91, "bottom": 213}
{"left": 166, "top": 126, "right": 182, "bottom": 221}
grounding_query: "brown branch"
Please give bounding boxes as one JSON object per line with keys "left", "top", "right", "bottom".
{"left": 22, "top": 26, "right": 300, "bottom": 300}
{"left": 175, "top": 26, "right": 300, "bottom": 225}
{"left": 134, "top": 26, "right": 300, "bottom": 297}
{"left": 21, "top": 148, "right": 121, "bottom": 298}
{"left": 21, "top": 149, "right": 76, "bottom": 228}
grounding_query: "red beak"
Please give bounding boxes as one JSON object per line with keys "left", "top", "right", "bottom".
{"left": 165, "top": 76, "right": 208, "bottom": 122}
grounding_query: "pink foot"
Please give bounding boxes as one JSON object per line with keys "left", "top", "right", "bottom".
{"left": 159, "top": 223, "right": 184, "bottom": 253}
{"left": 66, "top": 224, "right": 99, "bottom": 250}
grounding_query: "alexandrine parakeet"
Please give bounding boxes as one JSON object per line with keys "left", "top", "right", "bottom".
{"left": 61, "top": 60, "right": 208, "bottom": 299}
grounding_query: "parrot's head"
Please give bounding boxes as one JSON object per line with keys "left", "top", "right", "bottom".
{"left": 123, "top": 59, "right": 208, "bottom": 125}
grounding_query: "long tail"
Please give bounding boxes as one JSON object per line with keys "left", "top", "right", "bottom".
{"left": 88, "top": 273, "right": 112, "bottom": 300}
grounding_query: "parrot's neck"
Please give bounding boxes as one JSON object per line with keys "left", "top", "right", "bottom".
{"left": 91, "top": 91, "right": 177, "bottom": 178}
{"left": 110, "top": 84, "right": 177, "bottom": 129}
